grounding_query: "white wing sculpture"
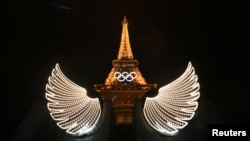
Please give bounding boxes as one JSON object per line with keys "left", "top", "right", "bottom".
{"left": 45, "top": 64, "right": 101, "bottom": 136}
{"left": 143, "top": 62, "right": 200, "bottom": 136}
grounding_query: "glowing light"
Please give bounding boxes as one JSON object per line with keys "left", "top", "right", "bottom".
{"left": 114, "top": 71, "right": 137, "bottom": 82}
{"left": 103, "top": 17, "right": 148, "bottom": 86}
{"left": 117, "top": 16, "right": 133, "bottom": 60}
{"left": 143, "top": 62, "right": 200, "bottom": 136}
{"left": 45, "top": 64, "right": 101, "bottom": 136}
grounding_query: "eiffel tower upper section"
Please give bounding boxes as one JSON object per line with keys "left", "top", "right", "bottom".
{"left": 94, "top": 17, "right": 157, "bottom": 91}
{"left": 94, "top": 17, "right": 157, "bottom": 125}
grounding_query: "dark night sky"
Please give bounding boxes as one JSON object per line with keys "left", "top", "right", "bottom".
{"left": 2, "top": 0, "right": 249, "bottom": 138}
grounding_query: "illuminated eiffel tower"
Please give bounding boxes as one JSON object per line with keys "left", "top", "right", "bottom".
{"left": 94, "top": 17, "right": 157, "bottom": 125}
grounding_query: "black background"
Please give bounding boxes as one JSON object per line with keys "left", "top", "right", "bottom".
{"left": 2, "top": 0, "right": 249, "bottom": 139}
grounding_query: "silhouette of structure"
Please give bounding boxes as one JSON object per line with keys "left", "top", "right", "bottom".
{"left": 94, "top": 17, "right": 157, "bottom": 125}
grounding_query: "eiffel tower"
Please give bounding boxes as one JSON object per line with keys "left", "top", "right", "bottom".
{"left": 94, "top": 17, "right": 157, "bottom": 125}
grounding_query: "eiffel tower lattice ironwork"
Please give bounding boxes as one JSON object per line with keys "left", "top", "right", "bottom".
{"left": 94, "top": 17, "right": 157, "bottom": 125}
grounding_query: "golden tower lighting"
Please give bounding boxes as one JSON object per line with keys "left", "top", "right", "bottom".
{"left": 45, "top": 17, "right": 200, "bottom": 136}
{"left": 94, "top": 17, "right": 157, "bottom": 125}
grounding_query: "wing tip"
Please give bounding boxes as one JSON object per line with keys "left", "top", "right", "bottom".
{"left": 55, "top": 63, "right": 60, "bottom": 71}
{"left": 188, "top": 61, "right": 192, "bottom": 65}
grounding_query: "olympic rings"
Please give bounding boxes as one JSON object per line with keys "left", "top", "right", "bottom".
{"left": 114, "top": 71, "right": 137, "bottom": 82}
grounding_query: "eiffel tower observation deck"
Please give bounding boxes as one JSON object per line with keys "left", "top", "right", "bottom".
{"left": 94, "top": 17, "right": 157, "bottom": 125}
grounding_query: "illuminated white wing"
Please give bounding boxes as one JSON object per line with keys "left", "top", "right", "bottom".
{"left": 143, "top": 62, "right": 200, "bottom": 136}
{"left": 45, "top": 64, "right": 101, "bottom": 136}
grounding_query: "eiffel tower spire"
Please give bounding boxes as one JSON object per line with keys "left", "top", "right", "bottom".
{"left": 117, "top": 16, "right": 133, "bottom": 60}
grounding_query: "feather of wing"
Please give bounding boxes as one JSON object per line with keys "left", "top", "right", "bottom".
{"left": 143, "top": 62, "right": 200, "bottom": 135}
{"left": 45, "top": 64, "right": 101, "bottom": 136}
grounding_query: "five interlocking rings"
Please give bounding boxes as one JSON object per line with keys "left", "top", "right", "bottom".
{"left": 114, "top": 71, "right": 137, "bottom": 82}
